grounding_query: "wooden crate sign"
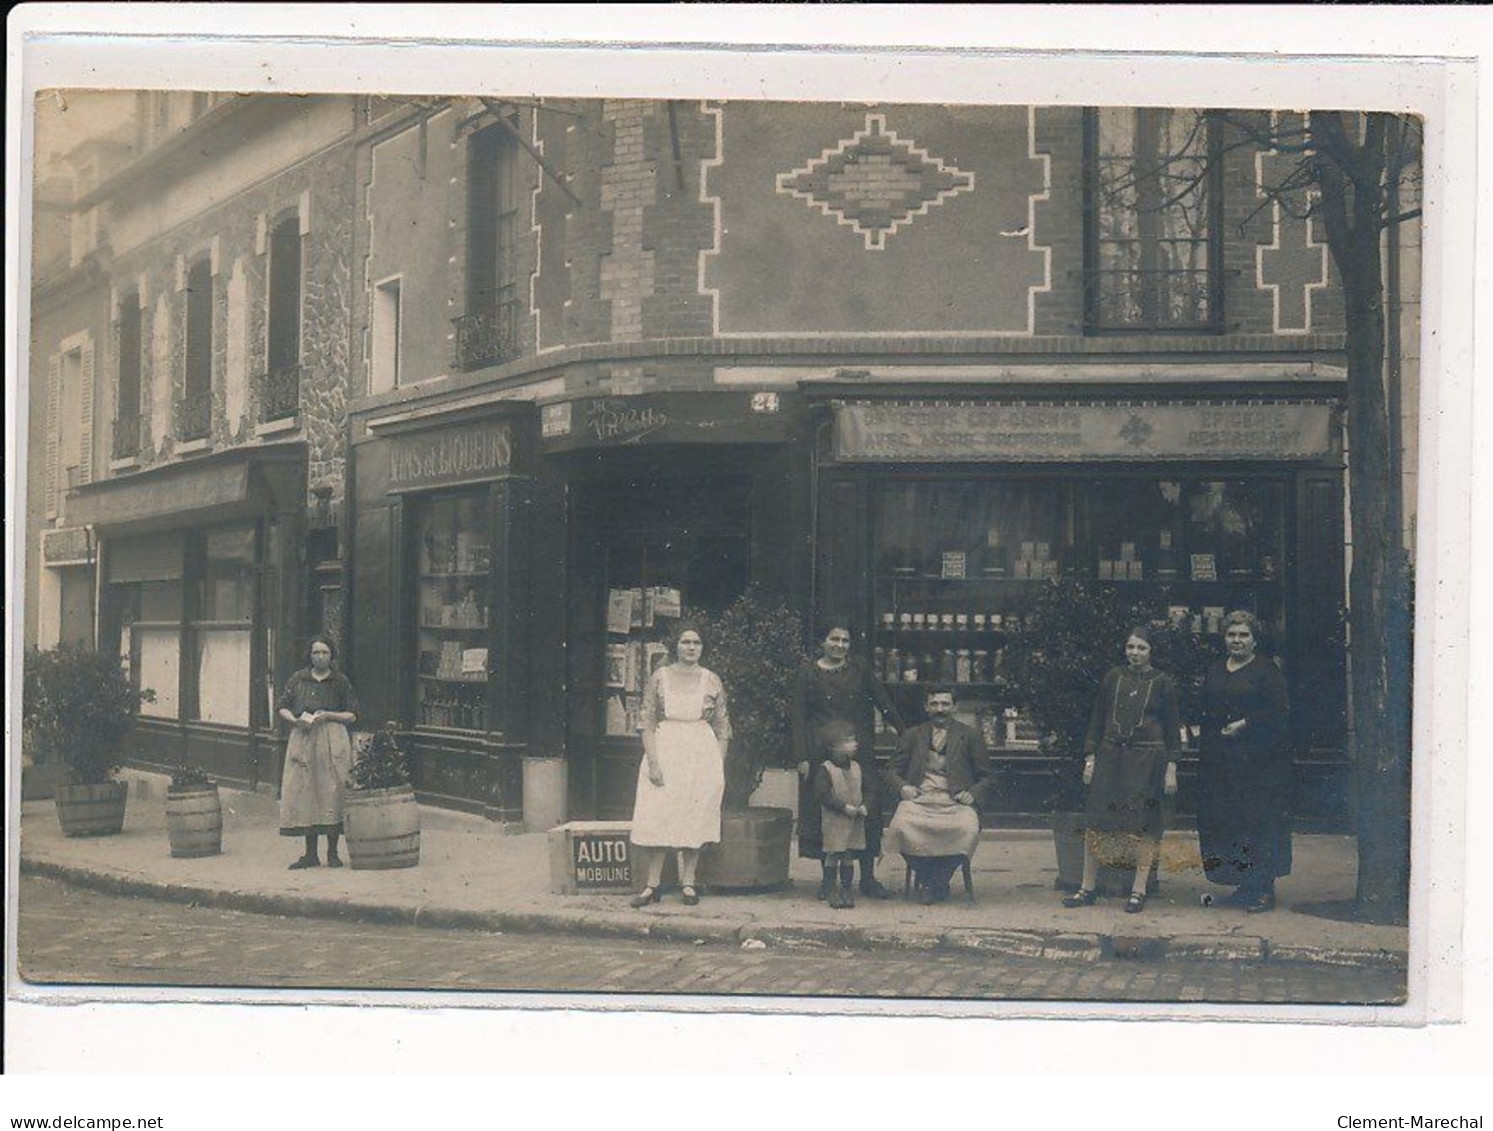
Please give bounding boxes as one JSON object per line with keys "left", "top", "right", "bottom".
{"left": 571, "top": 830, "right": 634, "bottom": 889}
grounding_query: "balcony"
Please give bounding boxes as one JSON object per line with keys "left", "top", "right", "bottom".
{"left": 452, "top": 302, "right": 520, "bottom": 372}
{"left": 112, "top": 414, "right": 141, "bottom": 461}
{"left": 175, "top": 390, "right": 211, "bottom": 443}
{"left": 258, "top": 363, "right": 302, "bottom": 423}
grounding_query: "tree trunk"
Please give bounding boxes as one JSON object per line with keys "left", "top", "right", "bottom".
{"left": 1318, "top": 130, "right": 1412, "bottom": 924}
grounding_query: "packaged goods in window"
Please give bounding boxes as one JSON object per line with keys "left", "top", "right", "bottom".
{"left": 1168, "top": 605, "right": 1191, "bottom": 626}
{"left": 628, "top": 588, "right": 646, "bottom": 629}
{"left": 941, "top": 551, "right": 966, "bottom": 579}
{"left": 645, "top": 642, "right": 670, "bottom": 677}
{"left": 606, "top": 589, "right": 634, "bottom": 635}
{"left": 652, "top": 586, "right": 681, "bottom": 620}
{"left": 439, "top": 640, "right": 464, "bottom": 680}
{"left": 605, "top": 643, "right": 628, "bottom": 689}
{"left": 604, "top": 694, "right": 630, "bottom": 736}
{"left": 461, "top": 648, "right": 487, "bottom": 677}
{"left": 1190, "top": 553, "right": 1217, "bottom": 581}
{"left": 457, "top": 588, "right": 483, "bottom": 627}
{"left": 624, "top": 641, "right": 643, "bottom": 692}
{"left": 418, "top": 649, "right": 438, "bottom": 676}
{"left": 624, "top": 694, "right": 642, "bottom": 735}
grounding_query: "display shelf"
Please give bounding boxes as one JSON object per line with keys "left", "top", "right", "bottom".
{"left": 419, "top": 571, "right": 490, "bottom": 581}
{"left": 418, "top": 674, "right": 488, "bottom": 683}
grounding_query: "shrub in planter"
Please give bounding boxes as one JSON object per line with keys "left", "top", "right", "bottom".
{"left": 23, "top": 645, "right": 153, "bottom": 837}
{"left": 684, "top": 587, "right": 805, "bottom": 890}
{"left": 166, "top": 764, "right": 222, "bottom": 858}
{"left": 344, "top": 723, "right": 420, "bottom": 870}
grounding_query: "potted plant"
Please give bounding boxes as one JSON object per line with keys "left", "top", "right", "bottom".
{"left": 1003, "top": 579, "right": 1209, "bottom": 893}
{"left": 166, "top": 763, "right": 223, "bottom": 858}
{"left": 343, "top": 722, "right": 421, "bottom": 869}
{"left": 685, "top": 587, "right": 805, "bottom": 890}
{"left": 23, "top": 645, "right": 153, "bottom": 837}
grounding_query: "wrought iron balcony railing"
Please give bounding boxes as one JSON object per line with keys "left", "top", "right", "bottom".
{"left": 112, "top": 414, "right": 141, "bottom": 460}
{"left": 175, "top": 390, "right": 212, "bottom": 442}
{"left": 258, "top": 363, "right": 302, "bottom": 423}
{"left": 453, "top": 302, "right": 520, "bottom": 372}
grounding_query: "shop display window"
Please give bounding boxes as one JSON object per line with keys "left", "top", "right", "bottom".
{"left": 869, "top": 475, "right": 1288, "bottom": 750}
{"left": 413, "top": 491, "right": 493, "bottom": 731}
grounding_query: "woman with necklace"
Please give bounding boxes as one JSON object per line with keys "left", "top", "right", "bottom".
{"left": 791, "top": 620, "right": 906, "bottom": 900}
{"left": 629, "top": 623, "right": 730, "bottom": 908}
{"left": 1197, "top": 609, "right": 1292, "bottom": 913}
{"left": 277, "top": 634, "right": 360, "bottom": 869}
{"left": 1063, "top": 625, "right": 1181, "bottom": 913}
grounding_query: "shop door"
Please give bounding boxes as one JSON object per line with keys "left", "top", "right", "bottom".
{"left": 567, "top": 475, "right": 750, "bottom": 819}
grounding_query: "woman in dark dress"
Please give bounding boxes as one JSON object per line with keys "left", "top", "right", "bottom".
{"left": 791, "top": 620, "right": 906, "bottom": 900}
{"left": 1062, "top": 625, "right": 1181, "bottom": 913}
{"left": 277, "top": 635, "right": 360, "bottom": 869}
{"left": 1197, "top": 610, "right": 1292, "bottom": 913}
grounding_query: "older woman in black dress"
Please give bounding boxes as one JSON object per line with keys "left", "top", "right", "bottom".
{"left": 278, "top": 635, "right": 360, "bottom": 869}
{"left": 791, "top": 620, "right": 906, "bottom": 900}
{"left": 1062, "top": 625, "right": 1181, "bottom": 913}
{"left": 1197, "top": 610, "right": 1292, "bottom": 913}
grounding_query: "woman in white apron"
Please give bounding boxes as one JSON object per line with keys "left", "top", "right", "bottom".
{"left": 629, "top": 624, "right": 731, "bottom": 907}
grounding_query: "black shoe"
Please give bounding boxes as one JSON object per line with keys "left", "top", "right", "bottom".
{"left": 1062, "top": 888, "right": 1098, "bottom": 908}
{"left": 289, "top": 855, "right": 320, "bottom": 870}
{"left": 326, "top": 853, "right": 344, "bottom": 869}
{"left": 817, "top": 879, "right": 832, "bottom": 902}
{"left": 860, "top": 879, "right": 895, "bottom": 901}
{"left": 629, "top": 886, "right": 660, "bottom": 908}
{"left": 1124, "top": 892, "right": 1147, "bottom": 914}
{"left": 919, "top": 887, "right": 935, "bottom": 906}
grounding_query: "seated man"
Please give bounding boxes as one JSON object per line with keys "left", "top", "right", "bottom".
{"left": 882, "top": 686, "right": 990, "bottom": 904}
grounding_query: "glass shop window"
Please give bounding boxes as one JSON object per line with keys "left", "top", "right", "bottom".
{"left": 413, "top": 491, "right": 493, "bottom": 731}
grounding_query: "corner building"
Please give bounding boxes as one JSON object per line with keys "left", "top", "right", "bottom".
{"left": 345, "top": 99, "right": 1352, "bottom": 827}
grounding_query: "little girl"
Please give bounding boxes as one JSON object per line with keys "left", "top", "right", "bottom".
{"left": 813, "top": 721, "right": 869, "bottom": 909}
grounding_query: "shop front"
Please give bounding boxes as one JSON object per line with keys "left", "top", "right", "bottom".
{"left": 64, "top": 443, "right": 308, "bottom": 788}
{"left": 537, "top": 390, "right": 812, "bottom": 821}
{"left": 809, "top": 389, "right": 1349, "bottom": 827}
{"left": 347, "top": 404, "right": 534, "bottom": 820}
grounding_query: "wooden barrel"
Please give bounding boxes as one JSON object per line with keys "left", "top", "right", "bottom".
{"left": 166, "top": 786, "right": 223, "bottom": 858}
{"left": 54, "top": 781, "right": 128, "bottom": 837}
{"left": 344, "top": 784, "right": 421, "bottom": 870}
{"left": 699, "top": 806, "right": 793, "bottom": 890}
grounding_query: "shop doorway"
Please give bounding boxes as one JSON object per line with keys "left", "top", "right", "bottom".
{"left": 566, "top": 474, "right": 751, "bottom": 819}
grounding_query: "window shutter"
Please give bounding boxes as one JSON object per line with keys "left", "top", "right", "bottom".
{"left": 77, "top": 340, "right": 95, "bottom": 486}
{"left": 45, "top": 353, "right": 61, "bottom": 518}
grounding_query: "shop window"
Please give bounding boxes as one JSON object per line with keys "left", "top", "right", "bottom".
{"left": 455, "top": 121, "right": 520, "bottom": 371}
{"left": 371, "top": 275, "right": 402, "bottom": 392}
{"left": 180, "top": 256, "right": 213, "bottom": 441}
{"left": 1086, "top": 107, "right": 1221, "bottom": 332}
{"left": 114, "top": 292, "right": 142, "bottom": 459}
{"left": 414, "top": 491, "right": 493, "bottom": 731}
{"left": 106, "top": 565, "right": 185, "bottom": 722}
{"left": 261, "top": 214, "right": 302, "bottom": 421}
{"left": 868, "top": 476, "right": 1287, "bottom": 750}
{"left": 190, "top": 527, "right": 255, "bottom": 726}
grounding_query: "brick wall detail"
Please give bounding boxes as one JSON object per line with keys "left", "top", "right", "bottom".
{"left": 1254, "top": 111, "right": 1332, "bottom": 334}
{"left": 598, "top": 100, "right": 657, "bottom": 343}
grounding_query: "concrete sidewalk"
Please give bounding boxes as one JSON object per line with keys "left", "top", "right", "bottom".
{"left": 18, "top": 770, "right": 1409, "bottom": 970}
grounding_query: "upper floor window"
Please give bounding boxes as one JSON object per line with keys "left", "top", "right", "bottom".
{"left": 1085, "top": 107, "right": 1222, "bottom": 333}
{"left": 180, "top": 256, "right": 213, "bottom": 442}
{"left": 114, "top": 290, "right": 142, "bottom": 460}
{"left": 455, "top": 120, "right": 521, "bottom": 371}
{"left": 262, "top": 213, "right": 303, "bottom": 421}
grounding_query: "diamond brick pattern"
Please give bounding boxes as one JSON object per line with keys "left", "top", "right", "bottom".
{"left": 776, "top": 114, "right": 975, "bottom": 250}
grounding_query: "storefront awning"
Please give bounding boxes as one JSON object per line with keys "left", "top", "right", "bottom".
{"left": 64, "top": 445, "right": 304, "bottom": 533}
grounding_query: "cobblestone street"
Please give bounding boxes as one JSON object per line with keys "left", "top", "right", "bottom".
{"left": 17, "top": 875, "right": 1406, "bottom": 1005}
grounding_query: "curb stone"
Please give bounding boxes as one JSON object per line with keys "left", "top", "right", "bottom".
{"left": 941, "top": 929, "right": 1048, "bottom": 959}
{"left": 1266, "top": 943, "right": 1409, "bottom": 971}
{"left": 1166, "top": 934, "right": 1266, "bottom": 962}
{"left": 20, "top": 856, "right": 1406, "bottom": 971}
{"left": 1041, "top": 933, "right": 1105, "bottom": 962}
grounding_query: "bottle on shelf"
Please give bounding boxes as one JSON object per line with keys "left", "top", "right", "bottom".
{"left": 902, "top": 651, "right": 920, "bottom": 684}
{"left": 956, "top": 649, "right": 972, "bottom": 683}
{"left": 886, "top": 647, "right": 901, "bottom": 683}
{"left": 940, "top": 648, "right": 957, "bottom": 683}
